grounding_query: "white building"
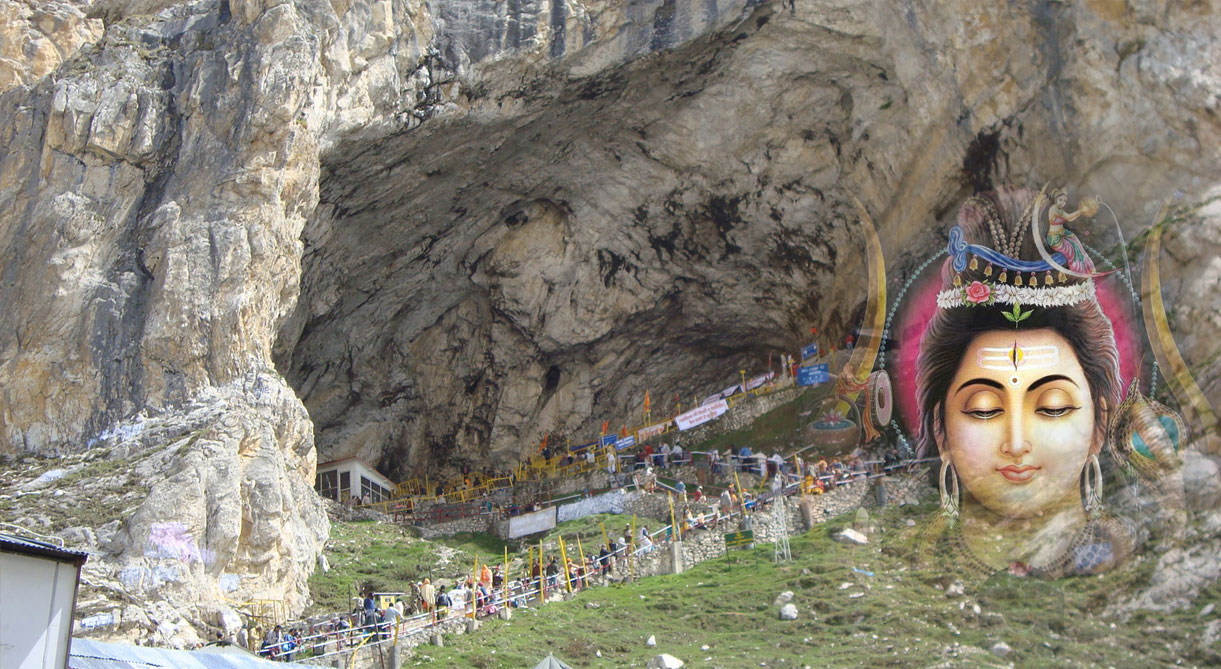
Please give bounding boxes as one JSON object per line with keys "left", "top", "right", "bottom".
{"left": 315, "top": 457, "right": 395, "bottom": 504}
{"left": 0, "top": 533, "right": 88, "bottom": 669}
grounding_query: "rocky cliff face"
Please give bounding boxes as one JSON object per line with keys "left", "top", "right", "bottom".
{"left": 0, "top": 0, "right": 1218, "bottom": 644}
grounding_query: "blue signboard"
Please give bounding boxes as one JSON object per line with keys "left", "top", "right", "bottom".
{"left": 600, "top": 435, "right": 617, "bottom": 447}
{"left": 615, "top": 435, "right": 636, "bottom": 451}
{"left": 800, "top": 342, "right": 819, "bottom": 360}
{"left": 796, "top": 363, "right": 830, "bottom": 387}
{"left": 572, "top": 440, "right": 599, "bottom": 452}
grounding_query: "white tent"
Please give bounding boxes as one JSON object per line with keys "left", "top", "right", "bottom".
{"left": 531, "top": 652, "right": 574, "bottom": 669}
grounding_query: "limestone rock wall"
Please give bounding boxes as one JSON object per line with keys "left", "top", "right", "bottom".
{"left": 274, "top": 0, "right": 1221, "bottom": 482}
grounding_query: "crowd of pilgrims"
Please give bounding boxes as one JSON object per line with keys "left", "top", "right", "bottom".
{"left": 243, "top": 441, "right": 905, "bottom": 659}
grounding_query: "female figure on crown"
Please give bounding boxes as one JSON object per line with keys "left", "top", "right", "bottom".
{"left": 1045, "top": 187, "right": 1097, "bottom": 275}
{"left": 915, "top": 186, "right": 1136, "bottom": 580}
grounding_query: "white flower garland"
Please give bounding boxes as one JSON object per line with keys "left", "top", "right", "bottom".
{"left": 936, "top": 280, "right": 1096, "bottom": 309}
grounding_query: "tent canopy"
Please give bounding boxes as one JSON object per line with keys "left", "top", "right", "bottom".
{"left": 531, "top": 652, "right": 574, "bottom": 669}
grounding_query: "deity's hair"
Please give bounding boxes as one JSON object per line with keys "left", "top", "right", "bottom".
{"left": 914, "top": 186, "right": 1122, "bottom": 458}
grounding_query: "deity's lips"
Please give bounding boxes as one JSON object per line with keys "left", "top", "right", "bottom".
{"left": 996, "top": 465, "right": 1040, "bottom": 483}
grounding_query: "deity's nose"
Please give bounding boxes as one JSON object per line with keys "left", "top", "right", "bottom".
{"left": 1000, "top": 418, "right": 1032, "bottom": 459}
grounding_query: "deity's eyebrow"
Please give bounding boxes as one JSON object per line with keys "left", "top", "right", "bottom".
{"left": 954, "top": 378, "right": 1005, "bottom": 396}
{"left": 1027, "top": 374, "right": 1078, "bottom": 392}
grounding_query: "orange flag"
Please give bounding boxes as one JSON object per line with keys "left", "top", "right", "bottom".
{"left": 538, "top": 432, "right": 549, "bottom": 453}
{"left": 644, "top": 390, "right": 651, "bottom": 413}
{"left": 601, "top": 420, "right": 609, "bottom": 435}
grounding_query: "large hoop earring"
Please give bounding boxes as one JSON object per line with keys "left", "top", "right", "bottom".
{"left": 1082, "top": 453, "right": 1103, "bottom": 517}
{"left": 939, "top": 459, "right": 960, "bottom": 521}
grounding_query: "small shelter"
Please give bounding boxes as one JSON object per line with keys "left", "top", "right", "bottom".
{"left": 531, "top": 653, "right": 575, "bottom": 669}
{"left": 0, "top": 532, "right": 88, "bottom": 669}
{"left": 315, "top": 457, "right": 395, "bottom": 504}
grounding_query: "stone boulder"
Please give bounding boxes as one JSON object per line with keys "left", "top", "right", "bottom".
{"left": 834, "top": 528, "right": 869, "bottom": 546}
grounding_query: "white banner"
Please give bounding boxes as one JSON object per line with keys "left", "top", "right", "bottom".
{"left": 508, "top": 507, "right": 557, "bottom": 539}
{"left": 636, "top": 421, "right": 671, "bottom": 441}
{"left": 700, "top": 394, "right": 722, "bottom": 406}
{"left": 557, "top": 489, "right": 626, "bottom": 522}
{"left": 721, "top": 384, "right": 741, "bottom": 398}
{"left": 746, "top": 371, "right": 775, "bottom": 391}
{"left": 675, "top": 399, "right": 729, "bottom": 431}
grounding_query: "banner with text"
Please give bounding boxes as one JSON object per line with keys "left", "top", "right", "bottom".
{"left": 508, "top": 506, "right": 557, "bottom": 538}
{"left": 801, "top": 342, "right": 819, "bottom": 360}
{"left": 675, "top": 399, "right": 729, "bottom": 431}
{"left": 746, "top": 371, "right": 775, "bottom": 391}
{"left": 615, "top": 435, "right": 636, "bottom": 450}
{"left": 636, "top": 421, "right": 672, "bottom": 442}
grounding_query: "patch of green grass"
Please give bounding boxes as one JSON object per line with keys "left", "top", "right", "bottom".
{"left": 308, "top": 523, "right": 517, "bottom": 615}
{"left": 409, "top": 503, "right": 1216, "bottom": 668}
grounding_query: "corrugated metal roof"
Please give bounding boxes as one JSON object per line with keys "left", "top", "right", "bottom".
{"left": 69, "top": 638, "right": 317, "bottom": 669}
{"left": 0, "top": 532, "right": 90, "bottom": 564}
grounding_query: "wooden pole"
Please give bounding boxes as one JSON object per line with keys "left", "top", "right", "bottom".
{"left": 538, "top": 540, "right": 546, "bottom": 603}
{"left": 502, "top": 545, "right": 509, "bottom": 607}
{"left": 733, "top": 468, "right": 747, "bottom": 517}
{"left": 629, "top": 514, "right": 637, "bottom": 579}
{"left": 558, "top": 536, "right": 573, "bottom": 593}
{"left": 598, "top": 521, "right": 610, "bottom": 551}
{"left": 668, "top": 492, "right": 677, "bottom": 541}
{"left": 576, "top": 537, "right": 587, "bottom": 588}
{"left": 470, "top": 557, "right": 478, "bottom": 618}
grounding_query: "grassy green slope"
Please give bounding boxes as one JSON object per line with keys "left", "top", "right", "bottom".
{"left": 410, "top": 504, "right": 1217, "bottom": 668}
{"left": 307, "top": 522, "right": 514, "bottom": 614}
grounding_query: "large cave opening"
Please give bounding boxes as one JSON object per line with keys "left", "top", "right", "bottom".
{"left": 273, "top": 9, "right": 890, "bottom": 480}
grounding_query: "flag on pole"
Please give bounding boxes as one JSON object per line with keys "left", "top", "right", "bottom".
{"left": 538, "top": 433, "right": 549, "bottom": 453}
{"left": 601, "top": 420, "right": 609, "bottom": 436}
{"left": 643, "top": 390, "right": 651, "bottom": 421}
